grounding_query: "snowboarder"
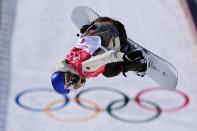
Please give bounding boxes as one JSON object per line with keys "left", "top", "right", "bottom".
{"left": 51, "top": 17, "right": 147, "bottom": 94}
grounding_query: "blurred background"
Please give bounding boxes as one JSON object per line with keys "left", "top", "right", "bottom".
{"left": 0, "top": 0, "right": 197, "bottom": 131}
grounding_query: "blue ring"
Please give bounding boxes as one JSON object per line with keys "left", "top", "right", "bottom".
{"left": 15, "top": 88, "right": 69, "bottom": 112}
{"left": 75, "top": 87, "right": 129, "bottom": 111}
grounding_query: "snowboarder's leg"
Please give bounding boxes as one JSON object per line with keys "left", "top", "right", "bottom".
{"left": 102, "top": 62, "right": 122, "bottom": 77}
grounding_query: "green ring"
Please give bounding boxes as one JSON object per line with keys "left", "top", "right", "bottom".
{"left": 107, "top": 98, "right": 161, "bottom": 123}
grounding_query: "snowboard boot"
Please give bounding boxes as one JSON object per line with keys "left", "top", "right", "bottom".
{"left": 122, "top": 49, "right": 148, "bottom": 77}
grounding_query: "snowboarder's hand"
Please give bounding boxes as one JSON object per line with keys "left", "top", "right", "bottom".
{"left": 123, "top": 50, "right": 144, "bottom": 63}
{"left": 122, "top": 49, "right": 146, "bottom": 77}
{"left": 80, "top": 24, "right": 91, "bottom": 34}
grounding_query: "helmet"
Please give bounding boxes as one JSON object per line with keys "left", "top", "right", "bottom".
{"left": 51, "top": 72, "right": 69, "bottom": 94}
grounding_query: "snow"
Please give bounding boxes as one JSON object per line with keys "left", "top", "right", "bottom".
{"left": 6, "top": 0, "right": 197, "bottom": 131}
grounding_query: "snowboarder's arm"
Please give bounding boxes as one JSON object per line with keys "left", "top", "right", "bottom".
{"left": 82, "top": 50, "right": 124, "bottom": 72}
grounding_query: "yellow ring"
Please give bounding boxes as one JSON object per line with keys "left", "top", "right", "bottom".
{"left": 45, "top": 98, "right": 100, "bottom": 122}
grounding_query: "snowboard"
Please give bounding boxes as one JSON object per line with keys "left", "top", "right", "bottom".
{"left": 71, "top": 6, "right": 178, "bottom": 90}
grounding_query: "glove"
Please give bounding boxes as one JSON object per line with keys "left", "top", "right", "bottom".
{"left": 80, "top": 24, "right": 91, "bottom": 34}
{"left": 123, "top": 50, "right": 144, "bottom": 63}
{"left": 122, "top": 50, "right": 145, "bottom": 77}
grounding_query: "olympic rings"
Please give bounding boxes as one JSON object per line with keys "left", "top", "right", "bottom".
{"left": 75, "top": 87, "right": 129, "bottom": 111}
{"left": 15, "top": 87, "right": 190, "bottom": 123}
{"left": 107, "top": 98, "right": 161, "bottom": 123}
{"left": 45, "top": 98, "right": 100, "bottom": 122}
{"left": 135, "top": 88, "right": 190, "bottom": 112}
{"left": 16, "top": 88, "right": 69, "bottom": 112}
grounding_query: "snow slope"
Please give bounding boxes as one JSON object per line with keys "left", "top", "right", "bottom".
{"left": 6, "top": 0, "right": 197, "bottom": 131}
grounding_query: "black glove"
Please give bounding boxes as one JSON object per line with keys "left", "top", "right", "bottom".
{"left": 122, "top": 50, "right": 145, "bottom": 77}
{"left": 80, "top": 24, "right": 91, "bottom": 34}
{"left": 123, "top": 50, "right": 144, "bottom": 63}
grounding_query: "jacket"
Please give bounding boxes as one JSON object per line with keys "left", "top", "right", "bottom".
{"left": 57, "top": 21, "right": 128, "bottom": 78}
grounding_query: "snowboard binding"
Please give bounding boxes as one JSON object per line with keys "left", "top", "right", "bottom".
{"left": 136, "top": 58, "right": 148, "bottom": 77}
{"left": 136, "top": 49, "right": 149, "bottom": 77}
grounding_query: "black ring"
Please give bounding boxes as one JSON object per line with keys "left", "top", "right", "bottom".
{"left": 75, "top": 87, "right": 129, "bottom": 111}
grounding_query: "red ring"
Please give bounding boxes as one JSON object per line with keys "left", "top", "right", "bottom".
{"left": 135, "top": 87, "right": 189, "bottom": 112}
